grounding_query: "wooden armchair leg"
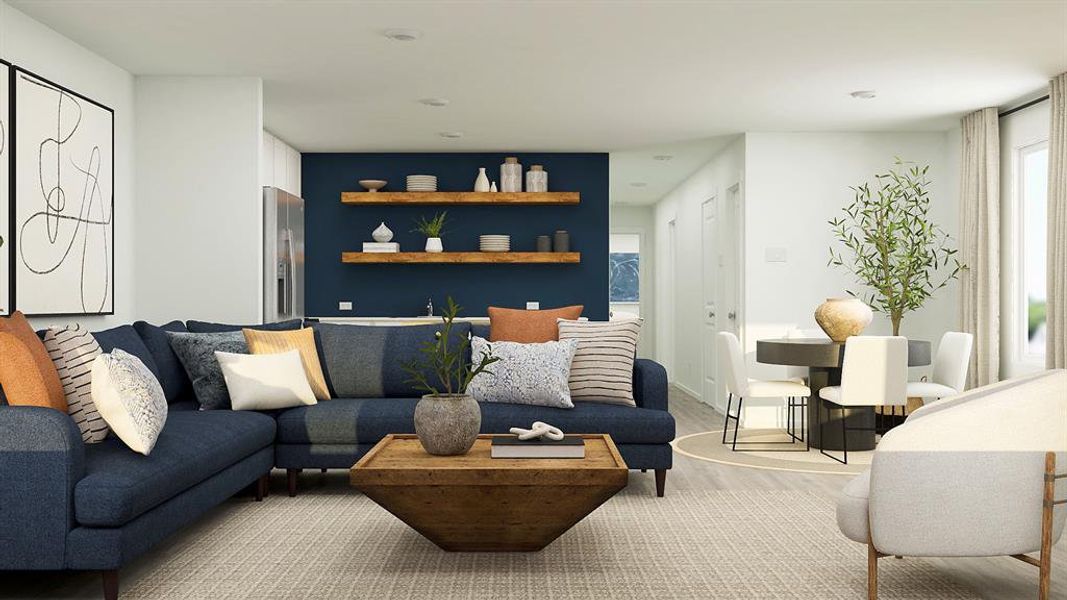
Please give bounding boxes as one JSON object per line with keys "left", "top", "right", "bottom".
{"left": 287, "top": 469, "right": 301, "bottom": 497}
{"left": 102, "top": 570, "right": 119, "bottom": 600}
{"left": 867, "top": 540, "right": 878, "bottom": 600}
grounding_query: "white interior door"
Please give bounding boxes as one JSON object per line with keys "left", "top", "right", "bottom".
{"left": 701, "top": 197, "right": 722, "bottom": 411}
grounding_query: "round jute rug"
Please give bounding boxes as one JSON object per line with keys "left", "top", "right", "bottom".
{"left": 672, "top": 429, "right": 871, "bottom": 475}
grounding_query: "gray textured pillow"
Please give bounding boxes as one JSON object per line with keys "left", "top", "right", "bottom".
{"left": 467, "top": 336, "right": 578, "bottom": 409}
{"left": 167, "top": 331, "right": 248, "bottom": 410}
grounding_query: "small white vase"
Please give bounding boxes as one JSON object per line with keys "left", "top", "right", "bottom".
{"left": 425, "top": 237, "right": 443, "bottom": 253}
{"left": 372, "top": 222, "right": 393, "bottom": 243}
{"left": 474, "top": 168, "right": 490, "bottom": 192}
{"left": 490, "top": 182, "right": 498, "bottom": 192}
{"left": 814, "top": 297, "right": 874, "bottom": 342}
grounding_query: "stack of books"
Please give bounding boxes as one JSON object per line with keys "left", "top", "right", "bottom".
{"left": 363, "top": 242, "right": 399, "bottom": 253}
{"left": 491, "top": 435, "right": 585, "bottom": 459}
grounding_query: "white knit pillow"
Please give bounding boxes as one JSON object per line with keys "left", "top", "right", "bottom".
{"left": 557, "top": 319, "right": 642, "bottom": 406}
{"left": 91, "top": 350, "right": 168, "bottom": 455}
{"left": 43, "top": 325, "right": 109, "bottom": 442}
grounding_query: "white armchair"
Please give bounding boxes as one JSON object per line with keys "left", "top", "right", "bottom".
{"left": 836, "top": 369, "right": 1067, "bottom": 600}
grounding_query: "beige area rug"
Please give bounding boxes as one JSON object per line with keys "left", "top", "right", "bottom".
{"left": 120, "top": 488, "right": 978, "bottom": 599}
{"left": 673, "top": 430, "right": 872, "bottom": 475}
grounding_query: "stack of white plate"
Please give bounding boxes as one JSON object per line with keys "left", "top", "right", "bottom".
{"left": 479, "top": 235, "right": 511, "bottom": 252}
{"left": 406, "top": 175, "right": 437, "bottom": 192}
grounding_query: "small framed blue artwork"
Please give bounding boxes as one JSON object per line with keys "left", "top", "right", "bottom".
{"left": 609, "top": 252, "right": 639, "bottom": 302}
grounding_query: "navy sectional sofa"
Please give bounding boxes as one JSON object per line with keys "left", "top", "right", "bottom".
{"left": 0, "top": 319, "right": 673, "bottom": 599}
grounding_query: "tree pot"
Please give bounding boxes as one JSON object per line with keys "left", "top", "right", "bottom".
{"left": 413, "top": 393, "right": 481, "bottom": 456}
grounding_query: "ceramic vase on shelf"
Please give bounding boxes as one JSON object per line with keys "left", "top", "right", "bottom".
{"left": 553, "top": 230, "right": 570, "bottom": 252}
{"left": 474, "top": 168, "right": 491, "bottom": 192}
{"left": 526, "top": 165, "right": 548, "bottom": 192}
{"left": 500, "top": 156, "right": 522, "bottom": 192}
{"left": 414, "top": 393, "right": 481, "bottom": 456}
{"left": 425, "top": 237, "right": 443, "bottom": 253}
{"left": 490, "top": 182, "right": 498, "bottom": 192}
{"left": 372, "top": 222, "right": 393, "bottom": 243}
{"left": 814, "top": 297, "right": 873, "bottom": 342}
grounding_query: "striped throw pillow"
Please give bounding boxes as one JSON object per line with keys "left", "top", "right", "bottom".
{"left": 557, "top": 319, "right": 642, "bottom": 406}
{"left": 43, "top": 325, "right": 110, "bottom": 443}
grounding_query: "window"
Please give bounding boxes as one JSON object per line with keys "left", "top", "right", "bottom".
{"left": 609, "top": 233, "right": 640, "bottom": 303}
{"left": 1020, "top": 142, "right": 1048, "bottom": 357}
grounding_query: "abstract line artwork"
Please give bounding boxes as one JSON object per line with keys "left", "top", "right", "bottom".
{"left": 0, "top": 63, "right": 9, "bottom": 315}
{"left": 14, "top": 69, "right": 113, "bottom": 315}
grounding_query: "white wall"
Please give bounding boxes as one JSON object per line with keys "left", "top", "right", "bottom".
{"left": 262, "top": 130, "right": 301, "bottom": 196}
{"left": 134, "top": 76, "right": 263, "bottom": 324}
{"left": 0, "top": 2, "right": 135, "bottom": 330}
{"left": 653, "top": 136, "right": 745, "bottom": 396}
{"left": 610, "top": 205, "right": 655, "bottom": 358}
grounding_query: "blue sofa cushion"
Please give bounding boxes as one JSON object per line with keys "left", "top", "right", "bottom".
{"left": 275, "top": 398, "right": 674, "bottom": 446}
{"left": 133, "top": 320, "right": 192, "bottom": 404}
{"left": 185, "top": 319, "right": 303, "bottom": 333}
{"left": 74, "top": 410, "right": 275, "bottom": 527}
{"left": 92, "top": 325, "right": 162, "bottom": 383}
{"left": 309, "top": 322, "right": 472, "bottom": 398}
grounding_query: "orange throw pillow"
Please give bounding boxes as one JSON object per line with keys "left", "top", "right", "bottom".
{"left": 488, "top": 305, "right": 584, "bottom": 343}
{"left": 0, "top": 312, "right": 67, "bottom": 411}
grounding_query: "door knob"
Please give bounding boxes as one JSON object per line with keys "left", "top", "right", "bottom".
{"left": 708, "top": 311, "right": 716, "bottom": 319}
{"left": 728, "top": 311, "right": 737, "bottom": 320}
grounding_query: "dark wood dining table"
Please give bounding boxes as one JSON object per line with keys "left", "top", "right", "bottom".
{"left": 755, "top": 338, "right": 931, "bottom": 451}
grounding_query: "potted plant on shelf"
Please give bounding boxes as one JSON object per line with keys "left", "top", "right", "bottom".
{"left": 404, "top": 297, "right": 500, "bottom": 455}
{"left": 827, "top": 158, "right": 963, "bottom": 337}
{"left": 413, "top": 211, "right": 448, "bottom": 253}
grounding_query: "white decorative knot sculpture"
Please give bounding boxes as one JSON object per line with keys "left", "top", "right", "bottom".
{"left": 509, "top": 421, "right": 564, "bottom": 441}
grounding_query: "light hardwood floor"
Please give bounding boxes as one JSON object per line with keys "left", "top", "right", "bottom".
{"left": 3, "top": 389, "right": 1063, "bottom": 599}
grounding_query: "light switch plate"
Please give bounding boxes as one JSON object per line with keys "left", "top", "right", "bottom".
{"left": 526, "top": 301, "right": 540, "bottom": 310}
{"left": 764, "top": 247, "right": 788, "bottom": 263}
{"left": 338, "top": 301, "right": 353, "bottom": 311}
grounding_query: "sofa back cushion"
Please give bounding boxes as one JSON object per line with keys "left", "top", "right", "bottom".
{"left": 0, "top": 311, "right": 66, "bottom": 411}
{"left": 133, "top": 320, "right": 192, "bottom": 404}
{"left": 310, "top": 322, "right": 472, "bottom": 398}
{"left": 92, "top": 325, "right": 162, "bottom": 384}
{"left": 186, "top": 319, "right": 303, "bottom": 333}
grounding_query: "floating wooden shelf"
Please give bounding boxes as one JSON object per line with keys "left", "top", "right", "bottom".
{"left": 341, "top": 252, "right": 581, "bottom": 264}
{"left": 341, "top": 191, "right": 580, "bottom": 205}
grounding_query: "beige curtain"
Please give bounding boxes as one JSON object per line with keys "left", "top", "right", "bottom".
{"left": 959, "top": 108, "right": 1000, "bottom": 387}
{"left": 1048, "top": 73, "right": 1067, "bottom": 369}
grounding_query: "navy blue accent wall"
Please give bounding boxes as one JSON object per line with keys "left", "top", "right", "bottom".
{"left": 302, "top": 153, "right": 609, "bottom": 319}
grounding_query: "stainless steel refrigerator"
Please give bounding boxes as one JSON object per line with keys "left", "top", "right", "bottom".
{"left": 263, "top": 187, "right": 305, "bottom": 321}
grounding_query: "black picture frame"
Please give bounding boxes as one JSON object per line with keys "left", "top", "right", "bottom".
{"left": 10, "top": 65, "right": 115, "bottom": 317}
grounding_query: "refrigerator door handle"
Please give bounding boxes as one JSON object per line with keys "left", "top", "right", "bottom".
{"left": 286, "top": 228, "right": 297, "bottom": 318}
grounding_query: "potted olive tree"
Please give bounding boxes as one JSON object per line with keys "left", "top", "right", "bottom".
{"left": 828, "top": 159, "right": 963, "bottom": 336}
{"left": 404, "top": 297, "right": 499, "bottom": 455}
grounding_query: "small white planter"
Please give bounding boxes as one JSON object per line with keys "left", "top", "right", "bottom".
{"left": 425, "top": 237, "right": 443, "bottom": 253}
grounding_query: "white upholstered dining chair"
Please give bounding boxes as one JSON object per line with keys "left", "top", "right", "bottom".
{"left": 905, "top": 331, "right": 973, "bottom": 402}
{"left": 817, "top": 336, "right": 908, "bottom": 464}
{"left": 717, "top": 332, "right": 811, "bottom": 451}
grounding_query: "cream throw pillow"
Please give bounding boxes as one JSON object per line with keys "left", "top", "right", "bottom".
{"left": 91, "top": 349, "right": 168, "bottom": 455}
{"left": 216, "top": 350, "right": 317, "bottom": 410}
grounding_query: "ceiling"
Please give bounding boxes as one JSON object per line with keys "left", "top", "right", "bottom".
{"left": 11, "top": 0, "right": 1067, "bottom": 204}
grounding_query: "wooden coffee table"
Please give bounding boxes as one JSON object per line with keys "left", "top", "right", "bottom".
{"left": 350, "top": 434, "right": 628, "bottom": 552}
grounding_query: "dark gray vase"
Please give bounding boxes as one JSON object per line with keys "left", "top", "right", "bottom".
{"left": 413, "top": 394, "right": 481, "bottom": 456}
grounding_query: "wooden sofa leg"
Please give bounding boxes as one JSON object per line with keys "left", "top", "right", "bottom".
{"left": 654, "top": 469, "right": 666, "bottom": 497}
{"left": 254, "top": 474, "right": 268, "bottom": 501}
{"left": 287, "top": 469, "right": 300, "bottom": 497}
{"left": 102, "top": 570, "right": 119, "bottom": 600}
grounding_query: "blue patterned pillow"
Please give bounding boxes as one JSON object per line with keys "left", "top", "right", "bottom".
{"left": 467, "top": 336, "right": 578, "bottom": 409}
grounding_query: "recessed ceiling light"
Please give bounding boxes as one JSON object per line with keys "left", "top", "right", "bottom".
{"left": 383, "top": 28, "right": 422, "bottom": 42}
{"left": 652, "top": 155, "right": 673, "bottom": 161}
{"left": 850, "top": 90, "right": 877, "bottom": 99}
{"left": 419, "top": 97, "right": 450, "bottom": 107}
{"left": 630, "top": 182, "right": 647, "bottom": 187}
{"left": 439, "top": 131, "right": 463, "bottom": 139}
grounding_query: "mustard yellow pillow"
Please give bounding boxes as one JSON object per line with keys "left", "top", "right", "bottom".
{"left": 242, "top": 327, "right": 330, "bottom": 400}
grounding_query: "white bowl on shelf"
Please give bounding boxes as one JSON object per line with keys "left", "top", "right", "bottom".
{"left": 359, "top": 179, "right": 387, "bottom": 192}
